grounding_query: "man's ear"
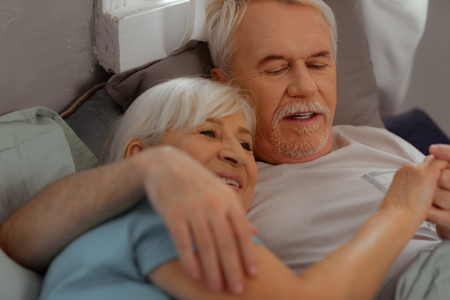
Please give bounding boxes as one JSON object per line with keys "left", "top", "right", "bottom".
{"left": 125, "top": 140, "right": 147, "bottom": 158}
{"left": 211, "top": 68, "right": 230, "bottom": 83}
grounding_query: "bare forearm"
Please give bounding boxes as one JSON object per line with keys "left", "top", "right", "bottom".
{"left": 150, "top": 208, "right": 420, "bottom": 300}
{"left": 0, "top": 158, "right": 145, "bottom": 272}
{"left": 151, "top": 160, "right": 446, "bottom": 300}
{"left": 298, "top": 208, "right": 420, "bottom": 300}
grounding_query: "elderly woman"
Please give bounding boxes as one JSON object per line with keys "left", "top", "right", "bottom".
{"left": 38, "top": 77, "right": 446, "bottom": 300}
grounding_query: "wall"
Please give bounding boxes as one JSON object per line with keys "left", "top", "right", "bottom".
{"left": 1, "top": 0, "right": 449, "bottom": 137}
{"left": 401, "top": 0, "right": 450, "bottom": 137}
{"left": 0, "top": 0, "right": 111, "bottom": 117}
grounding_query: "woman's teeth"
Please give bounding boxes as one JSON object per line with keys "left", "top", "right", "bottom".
{"left": 292, "top": 112, "right": 314, "bottom": 119}
{"left": 221, "top": 178, "right": 240, "bottom": 188}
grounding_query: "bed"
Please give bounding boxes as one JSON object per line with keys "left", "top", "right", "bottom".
{"left": 1, "top": 0, "right": 449, "bottom": 299}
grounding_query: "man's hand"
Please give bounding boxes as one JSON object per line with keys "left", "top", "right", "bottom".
{"left": 136, "top": 146, "right": 257, "bottom": 294}
{"left": 427, "top": 144, "right": 450, "bottom": 239}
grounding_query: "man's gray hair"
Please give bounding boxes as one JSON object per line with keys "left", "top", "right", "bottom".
{"left": 102, "top": 77, "right": 255, "bottom": 163}
{"left": 206, "top": 0, "right": 338, "bottom": 76}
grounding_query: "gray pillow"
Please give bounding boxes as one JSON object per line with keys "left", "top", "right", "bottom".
{"left": 107, "top": 43, "right": 212, "bottom": 110}
{"left": 105, "top": 0, "right": 384, "bottom": 128}
{"left": 327, "top": 0, "right": 384, "bottom": 127}
{"left": 64, "top": 87, "right": 123, "bottom": 158}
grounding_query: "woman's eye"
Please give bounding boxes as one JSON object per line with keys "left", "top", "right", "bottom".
{"left": 200, "top": 130, "right": 216, "bottom": 138}
{"left": 241, "top": 142, "right": 252, "bottom": 151}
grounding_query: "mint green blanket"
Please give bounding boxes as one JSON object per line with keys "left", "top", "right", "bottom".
{"left": 394, "top": 240, "right": 450, "bottom": 300}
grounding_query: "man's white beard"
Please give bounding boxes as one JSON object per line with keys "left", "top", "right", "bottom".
{"left": 270, "top": 101, "right": 331, "bottom": 159}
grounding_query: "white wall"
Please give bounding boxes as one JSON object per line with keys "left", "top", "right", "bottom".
{"left": 401, "top": 0, "right": 450, "bottom": 137}
{"left": 0, "top": 0, "right": 110, "bottom": 117}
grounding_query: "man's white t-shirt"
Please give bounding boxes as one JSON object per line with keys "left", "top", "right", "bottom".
{"left": 247, "top": 125, "right": 441, "bottom": 296}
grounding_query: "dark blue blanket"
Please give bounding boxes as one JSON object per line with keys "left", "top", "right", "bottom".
{"left": 383, "top": 109, "right": 450, "bottom": 155}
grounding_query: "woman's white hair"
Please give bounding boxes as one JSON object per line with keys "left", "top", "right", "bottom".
{"left": 102, "top": 77, "right": 255, "bottom": 163}
{"left": 206, "top": 0, "right": 338, "bottom": 76}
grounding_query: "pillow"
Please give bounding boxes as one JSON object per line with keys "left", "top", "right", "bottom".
{"left": 326, "top": 0, "right": 384, "bottom": 127}
{"left": 64, "top": 87, "right": 123, "bottom": 158}
{"left": 106, "top": 0, "right": 384, "bottom": 128}
{"left": 107, "top": 42, "right": 212, "bottom": 110}
{"left": 0, "top": 247, "right": 42, "bottom": 300}
{"left": 0, "top": 107, "right": 98, "bottom": 224}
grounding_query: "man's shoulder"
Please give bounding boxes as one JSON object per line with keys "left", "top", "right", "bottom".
{"left": 331, "top": 125, "right": 424, "bottom": 162}
{"left": 332, "top": 124, "right": 388, "bottom": 135}
{"left": 332, "top": 124, "right": 406, "bottom": 144}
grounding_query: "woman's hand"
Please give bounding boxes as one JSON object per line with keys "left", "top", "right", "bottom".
{"left": 135, "top": 146, "right": 257, "bottom": 294}
{"left": 379, "top": 155, "right": 448, "bottom": 224}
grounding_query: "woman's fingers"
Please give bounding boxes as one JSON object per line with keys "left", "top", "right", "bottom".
{"left": 229, "top": 202, "right": 258, "bottom": 277}
{"left": 208, "top": 205, "right": 245, "bottom": 294}
{"left": 167, "top": 211, "right": 200, "bottom": 279}
{"left": 190, "top": 205, "right": 224, "bottom": 292}
{"left": 381, "top": 158, "right": 448, "bottom": 223}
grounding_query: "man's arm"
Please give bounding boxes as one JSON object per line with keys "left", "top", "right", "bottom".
{"left": 0, "top": 146, "right": 256, "bottom": 293}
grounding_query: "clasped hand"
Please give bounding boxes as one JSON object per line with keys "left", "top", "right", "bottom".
{"left": 427, "top": 145, "right": 450, "bottom": 239}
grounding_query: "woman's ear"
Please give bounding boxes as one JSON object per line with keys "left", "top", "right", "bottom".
{"left": 211, "top": 68, "right": 230, "bottom": 83}
{"left": 125, "top": 140, "right": 147, "bottom": 158}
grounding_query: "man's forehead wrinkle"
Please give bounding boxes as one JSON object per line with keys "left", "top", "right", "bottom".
{"left": 257, "top": 55, "right": 286, "bottom": 67}
{"left": 311, "top": 50, "right": 332, "bottom": 59}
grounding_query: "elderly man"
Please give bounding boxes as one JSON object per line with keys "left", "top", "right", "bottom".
{"left": 1, "top": 0, "right": 450, "bottom": 297}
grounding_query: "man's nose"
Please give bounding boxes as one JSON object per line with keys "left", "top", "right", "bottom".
{"left": 218, "top": 139, "right": 249, "bottom": 167}
{"left": 286, "top": 65, "right": 318, "bottom": 98}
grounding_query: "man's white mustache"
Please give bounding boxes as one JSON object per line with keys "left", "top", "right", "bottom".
{"left": 272, "top": 101, "right": 331, "bottom": 129}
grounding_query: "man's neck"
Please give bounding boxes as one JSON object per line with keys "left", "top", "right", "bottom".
{"left": 255, "top": 138, "right": 334, "bottom": 165}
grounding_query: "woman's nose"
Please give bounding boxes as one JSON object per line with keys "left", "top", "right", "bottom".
{"left": 218, "top": 139, "right": 248, "bottom": 167}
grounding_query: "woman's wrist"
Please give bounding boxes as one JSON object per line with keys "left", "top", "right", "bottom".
{"left": 376, "top": 203, "right": 423, "bottom": 239}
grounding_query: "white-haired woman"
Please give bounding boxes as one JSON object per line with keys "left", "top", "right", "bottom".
{"left": 38, "top": 77, "right": 447, "bottom": 300}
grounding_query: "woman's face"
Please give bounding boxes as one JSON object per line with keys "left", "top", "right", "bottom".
{"left": 162, "top": 111, "right": 258, "bottom": 210}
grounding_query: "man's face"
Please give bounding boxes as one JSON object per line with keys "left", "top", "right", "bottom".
{"left": 221, "top": 1, "right": 337, "bottom": 165}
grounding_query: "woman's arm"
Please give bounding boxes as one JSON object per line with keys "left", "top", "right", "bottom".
{"left": 149, "top": 158, "right": 448, "bottom": 300}
{"left": 0, "top": 145, "right": 255, "bottom": 285}
{"left": 150, "top": 208, "right": 415, "bottom": 300}
{"left": 0, "top": 152, "right": 146, "bottom": 272}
